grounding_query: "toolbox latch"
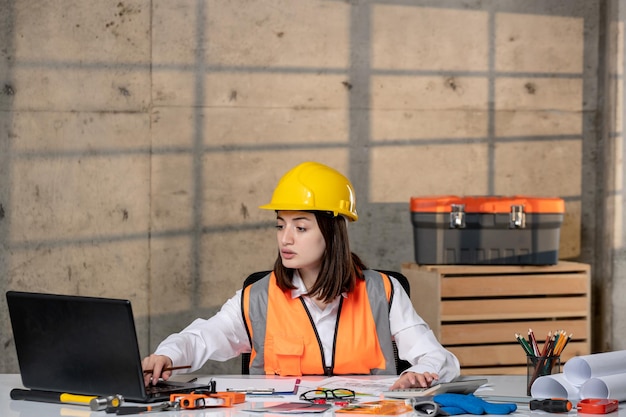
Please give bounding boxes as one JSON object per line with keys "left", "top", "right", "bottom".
{"left": 449, "top": 204, "right": 466, "bottom": 229}
{"left": 509, "top": 205, "right": 526, "bottom": 228}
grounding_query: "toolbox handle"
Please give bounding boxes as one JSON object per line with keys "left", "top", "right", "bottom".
{"left": 449, "top": 204, "right": 466, "bottom": 229}
{"left": 509, "top": 205, "right": 526, "bottom": 229}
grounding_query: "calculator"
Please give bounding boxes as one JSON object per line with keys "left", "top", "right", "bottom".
{"left": 382, "top": 378, "right": 488, "bottom": 399}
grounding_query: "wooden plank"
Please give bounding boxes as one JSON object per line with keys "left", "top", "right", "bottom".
{"left": 441, "top": 296, "right": 588, "bottom": 321}
{"left": 403, "top": 265, "right": 442, "bottom": 337}
{"left": 448, "top": 341, "right": 587, "bottom": 367}
{"left": 402, "top": 261, "right": 590, "bottom": 277}
{"left": 440, "top": 274, "right": 589, "bottom": 297}
{"left": 440, "top": 319, "right": 589, "bottom": 345}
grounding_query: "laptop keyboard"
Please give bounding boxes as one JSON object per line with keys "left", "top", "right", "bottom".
{"left": 147, "top": 384, "right": 173, "bottom": 394}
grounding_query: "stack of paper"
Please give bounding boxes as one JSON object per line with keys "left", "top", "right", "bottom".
{"left": 531, "top": 350, "right": 626, "bottom": 400}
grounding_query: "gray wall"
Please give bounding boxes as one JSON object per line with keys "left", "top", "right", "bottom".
{"left": 0, "top": 0, "right": 623, "bottom": 375}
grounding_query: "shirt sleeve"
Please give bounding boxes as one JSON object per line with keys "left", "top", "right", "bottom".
{"left": 154, "top": 289, "right": 251, "bottom": 372}
{"left": 388, "top": 276, "right": 461, "bottom": 382}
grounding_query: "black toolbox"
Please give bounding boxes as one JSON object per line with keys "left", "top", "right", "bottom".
{"left": 410, "top": 195, "right": 565, "bottom": 265}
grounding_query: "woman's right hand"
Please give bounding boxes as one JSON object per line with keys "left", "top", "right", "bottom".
{"left": 142, "top": 354, "right": 173, "bottom": 386}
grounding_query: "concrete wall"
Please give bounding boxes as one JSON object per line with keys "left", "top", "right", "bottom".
{"left": 610, "top": 0, "right": 626, "bottom": 352}
{"left": 0, "top": 0, "right": 619, "bottom": 375}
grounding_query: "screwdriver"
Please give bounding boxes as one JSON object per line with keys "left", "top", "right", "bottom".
{"left": 530, "top": 399, "right": 573, "bottom": 413}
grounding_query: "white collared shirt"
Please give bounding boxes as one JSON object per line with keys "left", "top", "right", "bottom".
{"left": 155, "top": 272, "right": 460, "bottom": 380}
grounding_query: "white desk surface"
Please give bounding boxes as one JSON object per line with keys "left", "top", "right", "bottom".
{"left": 1, "top": 374, "right": 622, "bottom": 417}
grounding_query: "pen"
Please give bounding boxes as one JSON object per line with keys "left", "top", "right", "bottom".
{"left": 226, "top": 388, "right": 276, "bottom": 395}
{"left": 143, "top": 365, "right": 192, "bottom": 374}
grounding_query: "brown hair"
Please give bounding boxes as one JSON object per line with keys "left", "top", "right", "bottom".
{"left": 273, "top": 212, "right": 366, "bottom": 303}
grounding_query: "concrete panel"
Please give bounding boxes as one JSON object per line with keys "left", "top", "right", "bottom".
{"left": 614, "top": 191, "right": 623, "bottom": 250}
{"left": 149, "top": 235, "right": 195, "bottom": 314}
{"left": 495, "top": 78, "right": 583, "bottom": 112}
{"left": 372, "top": 110, "right": 488, "bottom": 141}
{"left": 155, "top": 72, "right": 350, "bottom": 108}
{"left": 616, "top": 134, "right": 624, "bottom": 197}
{"left": 494, "top": 140, "right": 581, "bottom": 196}
{"left": 372, "top": 5, "right": 488, "bottom": 71}
{"left": 9, "top": 115, "right": 150, "bottom": 241}
{"left": 10, "top": 111, "right": 150, "bottom": 152}
{"left": 201, "top": 108, "right": 349, "bottom": 146}
{"left": 495, "top": 111, "right": 582, "bottom": 137}
{"left": 151, "top": 152, "right": 195, "bottom": 233}
{"left": 153, "top": 106, "right": 348, "bottom": 147}
{"left": 370, "top": 143, "right": 490, "bottom": 203}
{"left": 199, "top": 229, "right": 277, "bottom": 307}
{"left": 618, "top": 72, "right": 624, "bottom": 135}
{"left": 11, "top": 68, "right": 150, "bottom": 112}
{"left": 205, "top": 0, "right": 350, "bottom": 68}
{"left": 150, "top": 230, "right": 275, "bottom": 311}
{"left": 6, "top": 241, "right": 149, "bottom": 309}
{"left": 372, "top": 76, "right": 488, "bottom": 110}
{"left": 496, "top": 12, "right": 584, "bottom": 73}
{"left": 9, "top": 0, "right": 151, "bottom": 111}
{"left": 153, "top": 0, "right": 350, "bottom": 68}
{"left": 9, "top": 157, "right": 149, "bottom": 241}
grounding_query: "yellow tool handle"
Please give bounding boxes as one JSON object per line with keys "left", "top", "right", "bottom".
{"left": 59, "top": 393, "right": 98, "bottom": 405}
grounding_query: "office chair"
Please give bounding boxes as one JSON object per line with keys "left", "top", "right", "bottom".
{"left": 240, "top": 269, "right": 412, "bottom": 375}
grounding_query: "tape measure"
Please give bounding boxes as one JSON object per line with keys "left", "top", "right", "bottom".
{"left": 577, "top": 399, "right": 619, "bottom": 414}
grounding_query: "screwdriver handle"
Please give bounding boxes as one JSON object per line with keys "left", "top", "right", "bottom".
{"left": 530, "top": 399, "right": 572, "bottom": 413}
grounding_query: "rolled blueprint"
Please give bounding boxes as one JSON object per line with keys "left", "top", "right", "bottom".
{"left": 530, "top": 373, "right": 579, "bottom": 400}
{"left": 529, "top": 350, "right": 626, "bottom": 401}
{"left": 579, "top": 374, "right": 626, "bottom": 401}
{"left": 563, "top": 350, "right": 626, "bottom": 385}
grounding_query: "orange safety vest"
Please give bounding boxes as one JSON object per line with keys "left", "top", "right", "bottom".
{"left": 241, "top": 270, "right": 397, "bottom": 376}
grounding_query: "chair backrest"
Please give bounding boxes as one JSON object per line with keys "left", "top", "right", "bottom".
{"left": 240, "top": 269, "right": 411, "bottom": 375}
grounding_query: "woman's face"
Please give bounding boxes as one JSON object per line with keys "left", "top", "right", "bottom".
{"left": 275, "top": 211, "right": 326, "bottom": 275}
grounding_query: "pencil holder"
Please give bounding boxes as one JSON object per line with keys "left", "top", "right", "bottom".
{"left": 526, "top": 355, "right": 560, "bottom": 396}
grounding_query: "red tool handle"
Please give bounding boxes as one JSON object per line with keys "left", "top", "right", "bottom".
{"left": 577, "top": 399, "right": 619, "bottom": 414}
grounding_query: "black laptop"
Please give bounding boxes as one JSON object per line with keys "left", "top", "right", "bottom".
{"left": 6, "top": 291, "right": 213, "bottom": 403}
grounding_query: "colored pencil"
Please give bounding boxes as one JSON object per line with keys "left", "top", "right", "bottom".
{"left": 143, "top": 365, "right": 191, "bottom": 374}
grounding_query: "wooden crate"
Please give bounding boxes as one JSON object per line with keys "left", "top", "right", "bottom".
{"left": 401, "top": 261, "right": 591, "bottom": 375}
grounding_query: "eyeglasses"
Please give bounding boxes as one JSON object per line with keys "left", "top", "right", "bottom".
{"left": 299, "top": 389, "right": 356, "bottom": 405}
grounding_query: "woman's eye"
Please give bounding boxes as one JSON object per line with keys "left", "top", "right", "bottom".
{"left": 275, "top": 225, "right": 284, "bottom": 230}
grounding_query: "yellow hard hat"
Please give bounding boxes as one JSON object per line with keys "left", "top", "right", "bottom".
{"left": 259, "top": 161, "right": 358, "bottom": 222}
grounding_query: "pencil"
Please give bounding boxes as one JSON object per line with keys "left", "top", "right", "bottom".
{"left": 541, "top": 332, "right": 552, "bottom": 357}
{"left": 143, "top": 365, "right": 191, "bottom": 374}
{"left": 528, "top": 329, "right": 540, "bottom": 356}
{"left": 515, "top": 333, "right": 534, "bottom": 356}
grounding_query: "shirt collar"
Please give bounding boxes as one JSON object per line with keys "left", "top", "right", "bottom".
{"left": 290, "top": 271, "right": 348, "bottom": 299}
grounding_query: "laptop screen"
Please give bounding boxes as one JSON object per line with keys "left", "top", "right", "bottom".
{"left": 6, "top": 291, "right": 151, "bottom": 401}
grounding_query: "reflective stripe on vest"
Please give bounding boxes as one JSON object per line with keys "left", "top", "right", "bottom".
{"left": 242, "top": 270, "right": 397, "bottom": 376}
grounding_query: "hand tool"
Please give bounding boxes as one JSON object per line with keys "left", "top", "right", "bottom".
{"left": 577, "top": 399, "right": 619, "bottom": 414}
{"left": 11, "top": 388, "right": 123, "bottom": 411}
{"left": 529, "top": 398, "right": 572, "bottom": 413}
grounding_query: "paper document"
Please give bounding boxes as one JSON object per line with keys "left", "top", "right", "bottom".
{"left": 246, "top": 402, "right": 332, "bottom": 413}
{"left": 309, "top": 376, "right": 397, "bottom": 396}
{"left": 210, "top": 376, "right": 300, "bottom": 395}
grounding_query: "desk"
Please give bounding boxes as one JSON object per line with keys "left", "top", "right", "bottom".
{"left": 0, "top": 374, "right": 622, "bottom": 417}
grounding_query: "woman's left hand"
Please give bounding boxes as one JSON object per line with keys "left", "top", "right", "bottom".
{"left": 389, "top": 371, "right": 439, "bottom": 390}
